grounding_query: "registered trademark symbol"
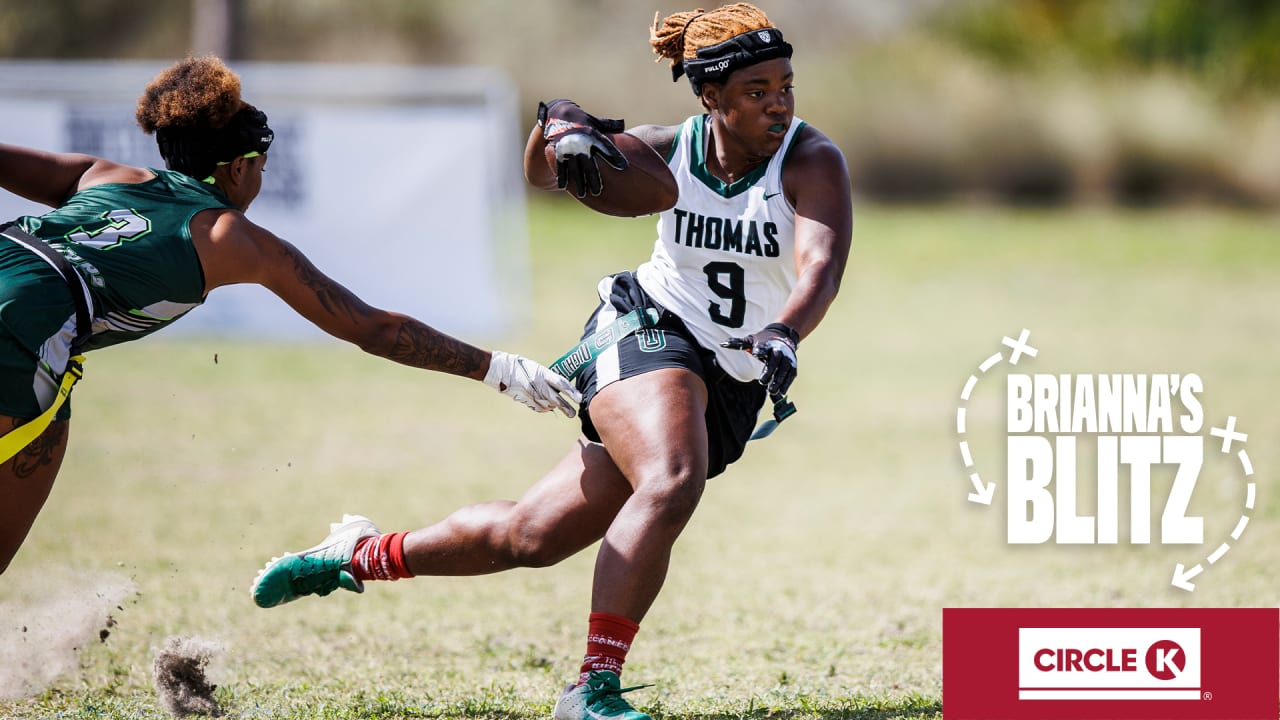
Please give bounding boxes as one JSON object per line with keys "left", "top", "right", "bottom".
{"left": 1203, "top": 690, "right": 1213, "bottom": 701}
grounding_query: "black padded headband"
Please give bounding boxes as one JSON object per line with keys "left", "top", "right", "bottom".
{"left": 672, "top": 27, "right": 793, "bottom": 95}
{"left": 155, "top": 105, "right": 274, "bottom": 180}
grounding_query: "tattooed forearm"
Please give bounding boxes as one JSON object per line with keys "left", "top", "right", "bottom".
{"left": 275, "top": 240, "right": 488, "bottom": 379}
{"left": 286, "top": 244, "right": 371, "bottom": 326}
{"left": 390, "top": 322, "right": 489, "bottom": 379}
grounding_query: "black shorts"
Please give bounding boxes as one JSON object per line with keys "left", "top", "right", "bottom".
{"left": 576, "top": 272, "right": 767, "bottom": 479}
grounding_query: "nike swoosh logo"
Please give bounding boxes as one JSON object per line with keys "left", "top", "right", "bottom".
{"left": 764, "top": 191, "right": 782, "bottom": 201}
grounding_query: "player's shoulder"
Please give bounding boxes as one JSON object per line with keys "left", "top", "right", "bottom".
{"left": 782, "top": 124, "right": 849, "bottom": 191}
{"left": 76, "top": 159, "right": 158, "bottom": 193}
{"left": 626, "top": 123, "right": 683, "bottom": 163}
{"left": 194, "top": 204, "right": 266, "bottom": 250}
{"left": 193, "top": 206, "right": 292, "bottom": 289}
{"left": 788, "top": 124, "right": 846, "bottom": 171}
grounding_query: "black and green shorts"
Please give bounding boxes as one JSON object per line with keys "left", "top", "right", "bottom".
{"left": 0, "top": 234, "right": 80, "bottom": 421}
{"left": 575, "top": 271, "right": 766, "bottom": 479}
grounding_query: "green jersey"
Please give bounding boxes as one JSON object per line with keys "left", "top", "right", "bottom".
{"left": 17, "top": 169, "right": 236, "bottom": 351}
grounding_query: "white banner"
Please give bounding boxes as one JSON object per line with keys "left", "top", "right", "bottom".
{"left": 0, "top": 61, "right": 529, "bottom": 340}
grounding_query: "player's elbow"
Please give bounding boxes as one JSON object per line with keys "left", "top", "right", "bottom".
{"left": 804, "top": 259, "right": 845, "bottom": 301}
{"left": 350, "top": 315, "right": 403, "bottom": 358}
{"left": 523, "top": 161, "right": 558, "bottom": 191}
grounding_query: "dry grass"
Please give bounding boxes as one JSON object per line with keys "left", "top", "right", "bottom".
{"left": 1, "top": 201, "right": 1277, "bottom": 718}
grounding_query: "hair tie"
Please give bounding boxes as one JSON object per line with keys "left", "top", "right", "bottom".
{"left": 680, "top": 12, "right": 706, "bottom": 55}
{"left": 670, "top": 12, "right": 707, "bottom": 82}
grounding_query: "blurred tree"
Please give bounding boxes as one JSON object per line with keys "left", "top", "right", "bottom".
{"left": 933, "top": 0, "right": 1280, "bottom": 97}
{"left": 0, "top": 0, "right": 188, "bottom": 58}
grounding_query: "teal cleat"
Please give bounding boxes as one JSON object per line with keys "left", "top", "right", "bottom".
{"left": 552, "top": 671, "right": 652, "bottom": 720}
{"left": 251, "top": 514, "right": 379, "bottom": 608}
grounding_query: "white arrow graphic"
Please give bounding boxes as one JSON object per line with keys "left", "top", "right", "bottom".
{"left": 1171, "top": 563, "right": 1203, "bottom": 592}
{"left": 958, "top": 329, "right": 1037, "bottom": 506}
{"left": 1170, "top": 426, "right": 1257, "bottom": 592}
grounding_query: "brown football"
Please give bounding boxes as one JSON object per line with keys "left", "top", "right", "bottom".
{"left": 545, "top": 131, "right": 678, "bottom": 217}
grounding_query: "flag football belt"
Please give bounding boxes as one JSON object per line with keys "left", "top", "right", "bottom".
{"left": 548, "top": 307, "right": 796, "bottom": 440}
{"left": 550, "top": 308, "right": 661, "bottom": 380}
{"left": 0, "top": 355, "right": 83, "bottom": 464}
{"left": 750, "top": 393, "right": 796, "bottom": 441}
{"left": 0, "top": 223, "right": 92, "bottom": 464}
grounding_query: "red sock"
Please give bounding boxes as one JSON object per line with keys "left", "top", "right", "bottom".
{"left": 350, "top": 532, "right": 413, "bottom": 582}
{"left": 578, "top": 612, "right": 640, "bottom": 684}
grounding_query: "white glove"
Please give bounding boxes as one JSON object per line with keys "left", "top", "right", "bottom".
{"left": 484, "top": 351, "right": 582, "bottom": 417}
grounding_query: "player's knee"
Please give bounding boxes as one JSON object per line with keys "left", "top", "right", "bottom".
{"left": 502, "top": 519, "right": 568, "bottom": 568}
{"left": 635, "top": 462, "right": 706, "bottom": 527}
{"left": 448, "top": 500, "right": 515, "bottom": 550}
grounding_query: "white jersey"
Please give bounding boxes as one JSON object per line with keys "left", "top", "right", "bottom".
{"left": 637, "top": 114, "right": 804, "bottom": 382}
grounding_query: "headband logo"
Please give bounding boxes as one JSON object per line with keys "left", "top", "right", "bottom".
{"left": 758, "top": 30, "right": 772, "bottom": 43}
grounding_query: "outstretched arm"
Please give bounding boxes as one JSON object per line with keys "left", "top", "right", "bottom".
{"left": 0, "top": 144, "right": 151, "bottom": 208}
{"left": 0, "top": 145, "right": 99, "bottom": 208}
{"left": 192, "top": 209, "right": 580, "bottom": 414}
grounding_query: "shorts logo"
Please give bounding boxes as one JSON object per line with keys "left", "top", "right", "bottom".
{"left": 637, "top": 328, "right": 666, "bottom": 353}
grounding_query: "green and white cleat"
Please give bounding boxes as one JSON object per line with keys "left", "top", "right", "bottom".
{"left": 552, "top": 671, "right": 651, "bottom": 720}
{"left": 251, "top": 514, "right": 379, "bottom": 608}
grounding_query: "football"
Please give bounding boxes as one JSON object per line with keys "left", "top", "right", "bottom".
{"left": 545, "top": 132, "right": 678, "bottom": 217}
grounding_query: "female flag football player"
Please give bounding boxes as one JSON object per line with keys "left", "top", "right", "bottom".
{"left": 0, "top": 56, "right": 579, "bottom": 576}
{"left": 252, "top": 4, "right": 852, "bottom": 719}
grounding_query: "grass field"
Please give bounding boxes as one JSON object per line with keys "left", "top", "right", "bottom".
{"left": 2, "top": 199, "right": 1278, "bottom": 719}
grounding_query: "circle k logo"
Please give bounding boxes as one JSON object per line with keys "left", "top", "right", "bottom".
{"left": 946, "top": 608, "right": 1280, "bottom": 719}
{"left": 1146, "top": 639, "right": 1187, "bottom": 680}
{"left": 1018, "top": 627, "right": 1201, "bottom": 699}
{"left": 1031, "top": 639, "right": 1187, "bottom": 679}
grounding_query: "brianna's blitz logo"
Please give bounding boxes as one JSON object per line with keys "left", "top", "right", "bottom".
{"left": 956, "top": 330, "right": 1259, "bottom": 591}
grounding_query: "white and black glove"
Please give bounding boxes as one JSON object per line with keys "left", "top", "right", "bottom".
{"left": 722, "top": 323, "right": 800, "bottom": 397}
{"left": 484, "top": 351, "right": 582, "bottom": 417}
{"left": 538, "top": 99, "right": 628, "bottom": 198}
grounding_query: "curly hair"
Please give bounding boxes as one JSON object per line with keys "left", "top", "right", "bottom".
{"left": 650, "top": 3, "right": 774, "bottom": 72}
{"left": 136, "top": 55, "right": 245, "bottom": 134}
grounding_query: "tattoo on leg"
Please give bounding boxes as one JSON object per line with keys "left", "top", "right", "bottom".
{"left": 11, "top": 420, "right": 66, "bottom": 480}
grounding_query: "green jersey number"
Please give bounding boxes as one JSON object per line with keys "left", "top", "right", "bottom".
{"left": 66, "top": 209, "right": 152, "bottom": 250}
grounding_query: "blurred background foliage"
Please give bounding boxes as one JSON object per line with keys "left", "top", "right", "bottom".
{"left": 1, "top": 0, "right": 1276, "bottom": 207}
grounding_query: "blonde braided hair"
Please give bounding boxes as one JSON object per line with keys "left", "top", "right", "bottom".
{"left": 650, "top": 3, "right": 775, "bottom": 74}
